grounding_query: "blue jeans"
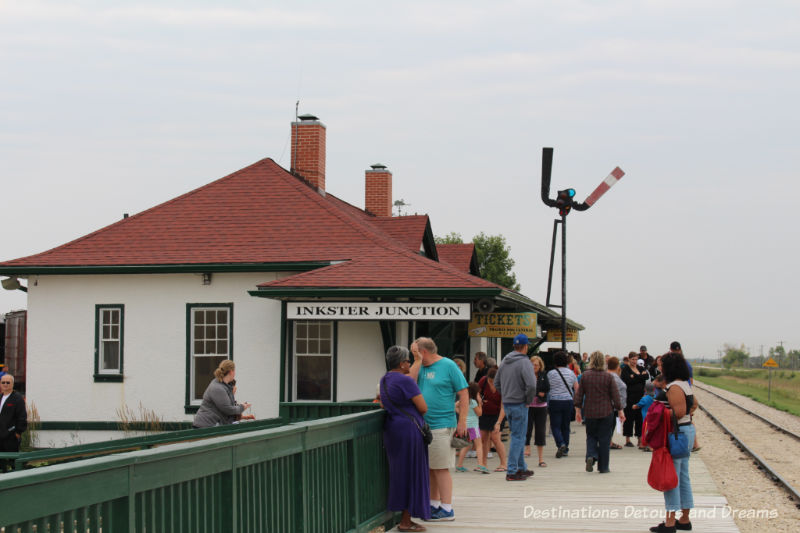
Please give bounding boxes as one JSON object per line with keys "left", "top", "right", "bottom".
{"left": 664, "top": 424, "right": 696, "bottom": 511}
{"left": 548, "top": 399, "right": 574, "bottom": 451}
{"left": 504, "top": 402, "right": 529, "bottom": 475}
{"left": 585, "top": 413, "right": 615, "bottom": 472}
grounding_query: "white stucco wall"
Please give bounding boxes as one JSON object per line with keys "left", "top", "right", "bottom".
{"left": 336, "top": 321, "right": 386, "bottom": 401}
{"left": 25, "top": 272, "right": 283, "bottom": 429}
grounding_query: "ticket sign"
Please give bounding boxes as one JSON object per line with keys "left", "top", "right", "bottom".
{"left": 545, "top": 328, "right": 579, "bottom": 343}
{"left": 467, "top": 312, "right": 537, "bottom": 338}
{"left": 763, "top": 357, "right": 779, "bottom": 368}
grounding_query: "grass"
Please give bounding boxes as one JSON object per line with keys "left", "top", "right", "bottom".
{"left": 695, "top": 367, "right": 800, "bottom": 416}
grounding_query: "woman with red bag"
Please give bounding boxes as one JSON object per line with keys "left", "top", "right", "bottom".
{"left": 649, "top": 351, "right": 696, "bottom": 533}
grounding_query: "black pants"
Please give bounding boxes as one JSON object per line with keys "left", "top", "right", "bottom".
{"left": 0, "top": 434, "right": 21, "bottom": 472}
{"left": 525, "top": 406, "right": 548, "bottom": 446}
{"left": 585, "top": 413, "right": 616, "bottom": 472}
{"left": 622, "top": 404, "right": 643, "bottom": 438}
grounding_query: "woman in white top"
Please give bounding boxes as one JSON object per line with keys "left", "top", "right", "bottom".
{"left": 546, "top": 351, "right": 578, "bottom": 458}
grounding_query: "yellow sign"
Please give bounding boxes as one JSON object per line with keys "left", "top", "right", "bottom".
{"left": 545, "top": 329, "right": 579, "bottom": 343}
{"left": 763, "top": 357, "right": 779, "bottom": 368}
{"left": 468, "top": 312, "right": 537, "bottom": 338}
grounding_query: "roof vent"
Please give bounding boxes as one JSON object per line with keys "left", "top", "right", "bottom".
{"left": 297, "top": 113, "right": 319, "bottom": 121}
{"left": 370, "top": 163, "right": 387, "bottom": 170}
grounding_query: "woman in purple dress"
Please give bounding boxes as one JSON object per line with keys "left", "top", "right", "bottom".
{"left": 380, "top": 345, "right": 430, "bottom": 531}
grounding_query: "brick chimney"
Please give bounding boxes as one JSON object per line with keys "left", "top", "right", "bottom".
{"left": 365, "top": 163, "right": 392, "bottom": 217}
{"left": 291, "top": 114, "right": 326, "bottom": 192}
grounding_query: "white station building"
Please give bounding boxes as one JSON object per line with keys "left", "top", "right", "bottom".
{"left": 0, "top": 115, "right": 582, "bottom": 446}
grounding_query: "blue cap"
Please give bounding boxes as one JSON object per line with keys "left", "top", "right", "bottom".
{"left": 513, "top": 333, "right": 530, "bottom": 345}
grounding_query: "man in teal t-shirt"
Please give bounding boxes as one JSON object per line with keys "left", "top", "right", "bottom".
{"left": 409, "top": 337, "right": 468, "bottom": 522}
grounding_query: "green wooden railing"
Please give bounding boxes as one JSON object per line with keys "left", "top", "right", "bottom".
{"left": 0, "top": 410, "right": 395, "bottom": 533}
{"left": 279, "top": 401, "right": 381, "bottom": 421}
{"left": 1, "top": 417, "right": 288, "bottom": 471}
{"left": 1, "top": 402, "right": 381, "bottom": 471}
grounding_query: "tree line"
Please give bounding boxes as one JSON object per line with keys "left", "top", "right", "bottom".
{"left": 721, "top": 344, "right": 800, "bottom": 369}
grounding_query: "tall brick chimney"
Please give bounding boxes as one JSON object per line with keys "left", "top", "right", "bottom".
{"left": 365, "top": 163, "right": 393, "bottom": 217}
{"left": 291, "top": 114, "right": 326, "bottom": 192}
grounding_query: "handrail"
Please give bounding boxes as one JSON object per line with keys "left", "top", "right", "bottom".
{"left": 4, "top": 416, "right": 288, "bottom": 470}
{"left": 4, "top": 401, "right": 381, "bottom": 471}
{"left": 0, "top": 410, "right": 395, "bottom": 532}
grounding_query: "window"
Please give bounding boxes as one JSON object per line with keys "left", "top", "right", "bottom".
{"left": 187, "top": 304, "right": 233, "bottom": 408}
{"left": 94, "top": 304, "right": 124, "bottom": 382}
{"left": 293, "top": 321, "right": 334, "bottom": 401}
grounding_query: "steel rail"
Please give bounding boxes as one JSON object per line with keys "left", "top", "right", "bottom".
{"left": 693, "top": 381, "right": 800, "bottom": 443}
{"left": 698, "top": 403, "right": 800, "bottom": 507}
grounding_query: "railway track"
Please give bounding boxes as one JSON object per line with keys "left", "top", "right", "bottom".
{"left": 693, "top": 381, "right": 800, "bottom": 507}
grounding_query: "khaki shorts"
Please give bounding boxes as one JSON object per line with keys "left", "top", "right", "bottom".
{"left": 428, "top": 427, "right": 455, "bottom": 470}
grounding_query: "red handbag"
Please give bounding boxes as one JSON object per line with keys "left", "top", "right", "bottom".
{"left": 647, "top": 410, "right": 678, "bottom": 491}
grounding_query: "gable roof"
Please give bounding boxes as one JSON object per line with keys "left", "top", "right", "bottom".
{"left": 0, "top": 159, "right": 496, "bottom": 292}
{"left": 0, "top": 156, "right": 584, "bottom": 328}
{"left": 436, "top": 243, "right": 479, "bottom": 276}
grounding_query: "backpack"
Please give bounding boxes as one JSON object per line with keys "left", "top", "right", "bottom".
{"left": 642, "top": 401, "right": 672, "bottom": 449}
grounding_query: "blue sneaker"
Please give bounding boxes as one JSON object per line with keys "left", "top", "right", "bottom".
{"left": 429, "top": 507, "right": 455, "bottom": 521}
{"left": 425, "top": 506, "right": 441, "bottom": 521}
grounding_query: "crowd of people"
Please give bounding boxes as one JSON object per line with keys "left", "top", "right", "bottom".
{"left": 379, "top": 337, "right": 700, "bottom": 533}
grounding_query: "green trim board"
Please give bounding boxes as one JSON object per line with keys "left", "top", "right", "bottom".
{"left": 0, "top": 261, "right": 334, "bottom": 276}
{"left": 94, "top": 304, "right": 125, "bottom": 382}
{"left": 184, "top": 303, "right": 234, "bottom": 413}
{"left": 249, "top": 286, "right": 583, "bottom": 330}
{"left": 280, "top": 300, "right": 287, "bottom": 403}
{"left": 250, "top": 287, "right": 501, "bottom": 298}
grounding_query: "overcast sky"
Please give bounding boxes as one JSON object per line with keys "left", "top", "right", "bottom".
{"left": 2, "top": 1, "right": 798, "bottom": 359}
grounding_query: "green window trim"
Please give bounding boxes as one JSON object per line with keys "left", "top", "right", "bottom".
{"left": 94, "top": 304, "right": 124, "bottom": 383}
{"left": 287, "top": 319, "right": 338, "bottom": 402}
{"left": 185, "top": 303, "right": 234, "bottom": 414}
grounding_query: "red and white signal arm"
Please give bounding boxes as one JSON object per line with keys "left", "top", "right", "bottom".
{"left": 584, "top": 167, "right": 625, "bottom": 207}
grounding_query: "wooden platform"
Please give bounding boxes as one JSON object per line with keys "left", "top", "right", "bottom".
{"left": 391, "top": 423, "right": 739, "bottom": 532}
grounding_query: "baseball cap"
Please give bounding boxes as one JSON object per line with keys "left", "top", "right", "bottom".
{"left": 670, "top": 341, "right": 681, "bottom": 351}
{"left": 513, "top": 333, "right": 530, "bottom": 345}
{"left": 640, "top": 345, "right": 647, "bottom": 351}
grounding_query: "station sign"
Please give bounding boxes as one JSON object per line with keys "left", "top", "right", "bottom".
{"left": 287, "top": 302, "right": 471, "bottom": 321}
{"left": 544, "top": 328, "right": 579, "bottom": 343}
{"left": 467, "top": 312, "right": 537, "bottom": 338}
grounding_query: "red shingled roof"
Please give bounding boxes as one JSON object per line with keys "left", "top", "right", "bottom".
{"left": 437, "top": 243, "right": 477, "bottom": 275}
{"left": 369, "top": 216, "right": 429, "bottom": 254}
{"left": 0, "top": 158, "right": 499, "bottom": 290}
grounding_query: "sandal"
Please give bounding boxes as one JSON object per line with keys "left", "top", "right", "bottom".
{"left": 610, "top": 443, "right": 622, "bottom": 450}
{"left": 493, "top": 466, "right": 507, "bottom": 472}
{"left": 455, "top": 466, "right": 468, "bottom": 472}
{"left": 474, "top": 465, "right": 490, "bottom": 474}
{"left": 398, "top": 523, "right": 426, "bottom": 532}
{"left": 538, "top": 461, "right": 547, "bottom": 467}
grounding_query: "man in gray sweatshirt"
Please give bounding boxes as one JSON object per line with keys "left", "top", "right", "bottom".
{"left": 494, "top": 333, "right": 537, "bottom": 481}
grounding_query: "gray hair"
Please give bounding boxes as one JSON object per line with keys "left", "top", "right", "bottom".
{"left": 486, "top": 357, "right": 498, "bottom": 368}
{"left": 386, "top": 345, "right": 410, "bottom": 370}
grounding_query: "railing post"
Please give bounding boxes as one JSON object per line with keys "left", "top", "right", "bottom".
{"left": 127, "top": 463, "right": 136, "bottom": 532}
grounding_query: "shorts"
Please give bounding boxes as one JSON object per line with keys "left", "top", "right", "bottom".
{"left": 467, "top": 427, "right": 480, "bottom": 441}
{"left": 478, "top": 414, "right": 506, "bottom": 432}
{"left": 428, "top": 427, "right": 455, "bottom": 469}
